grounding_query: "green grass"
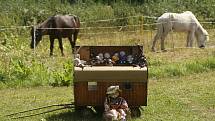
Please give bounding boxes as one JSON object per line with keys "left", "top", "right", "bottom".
{"left": 0, "top": 70, "right": 215, "bottom": 121}
{"left": 149, "top": 56, "right": 215, "bottom": 78}
{"left": 0, "top": 35, "right": 214, "bottom": 120}
{"left": 143, "top": 70, "right": 215, "bottom": 121}
{"left": 0, "top": 29, "right": 215, "bottom": 88}
{"left": 0, "top": 1, "right": 215, "bottom": 120}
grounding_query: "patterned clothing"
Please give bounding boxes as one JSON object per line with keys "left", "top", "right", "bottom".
{"left": 104, "top": 96, "right": 129, "bottom": 121}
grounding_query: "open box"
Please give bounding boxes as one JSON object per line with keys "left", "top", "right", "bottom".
{"left": 73, "top": 46, "right": 148, "bottom": 117}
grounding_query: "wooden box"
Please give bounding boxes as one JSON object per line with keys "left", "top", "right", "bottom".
{"left": 73, "top": 46, "right": 148, "bottom": 108}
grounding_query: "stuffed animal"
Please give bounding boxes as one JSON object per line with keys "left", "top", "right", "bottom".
{"left": 104, "top": 52, "right": 114, "bottom": 66}
{"left": 132, "top": 54, "right": 147, "bottom": 68}
{"left": 74, "top": 54, "right": 85, "bottom": 69}
{"left": 126, "top": 55, "right": 134, "bottom": 64}
{"left": 112, "top": 53, "right": 119, "bottom": 64}
{"left": 119, "top": 51, "right": 127, "bottom": 64}
{"left": 138, "top": 55, "right": 147, "bottom": 68}
{"left": 104, "top": 86, "right": 129, "bottom": 121}
{"left": 104, "top": 52, "right": 111, "bottom": 59}
{"left": 97, "top": 53, "right": 104, "bottom": 64}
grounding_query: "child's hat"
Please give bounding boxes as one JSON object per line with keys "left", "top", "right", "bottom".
{"left": 106, "top": 85, "right": 121, "bottom": 95}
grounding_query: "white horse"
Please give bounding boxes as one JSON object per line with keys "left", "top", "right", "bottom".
{"left": 151, "top": 11, "right": 209, "bottom": 52}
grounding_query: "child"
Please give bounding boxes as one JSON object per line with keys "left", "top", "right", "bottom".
{"left": 103, "top": 86, "right": 130, "bottom": 121}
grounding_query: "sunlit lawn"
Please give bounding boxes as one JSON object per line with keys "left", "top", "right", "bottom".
{"left": 0, "top": 27, "right": 215, "bottom": 121}
{"left": 0, "top": 70, "right": 215, "bottom": 121}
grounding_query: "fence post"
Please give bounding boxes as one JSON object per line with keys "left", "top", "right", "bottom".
{"left": 140, "top": 16, "right": 144, "bottom": 47}
{"left": 140, "top": 16, "right": 144, "bottom": 38}
{"left": 33, "top": 18, "right": 37, "bottom": 56}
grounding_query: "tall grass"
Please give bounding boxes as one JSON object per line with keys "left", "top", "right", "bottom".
{"left": 0, "top": 25, "right": 215, "bottom": 88}
{"left": 0, "top": 56, "right": 73, "bottom": 89}
{"left": 149, "top": 57, "right": 215, "bottom": 78}
{"left": 0, "top": 0, "right": 215, "bottom": 88}
{"left": 0, "top": 47, "right": 214, "bottom": 88}
{"left": 0, "top": 0, "right": 214, "bottom": 28}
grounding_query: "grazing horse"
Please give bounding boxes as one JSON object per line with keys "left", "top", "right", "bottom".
{"left": 30, "top": 15, "right": 80, "bottom": 56}
{"left": 151, "top": 11, "right": 209, "bottom": 52}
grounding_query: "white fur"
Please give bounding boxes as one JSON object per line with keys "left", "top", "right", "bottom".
{"left": 151, "top": 11, "right": 209, "bottom": 51}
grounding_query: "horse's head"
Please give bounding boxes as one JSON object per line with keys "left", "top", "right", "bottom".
{"left": 30, "top": 27, "right": 42, "bottom": 49}
{"left": 196, "top": 27, "right": 209, "bottom": 48}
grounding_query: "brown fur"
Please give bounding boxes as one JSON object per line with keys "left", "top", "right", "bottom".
{"left": 30, "top": 15, "right": 80, "bottom": 56}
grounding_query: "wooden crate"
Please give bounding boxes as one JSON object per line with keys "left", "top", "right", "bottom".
{"left": 73, "top": 46, "right": 148, "bottom": 108}
{"left": 74, "top": 81, "right": 147, "bottom": 107}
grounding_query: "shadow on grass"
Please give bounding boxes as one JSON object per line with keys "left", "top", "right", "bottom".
{"left": 46, "top": 110, "right": 103, "bottom": 121}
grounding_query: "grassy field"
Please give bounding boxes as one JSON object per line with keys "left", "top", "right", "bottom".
{"left": 0, "top": 70, "right": 215, "bottom": 121}
{"left": 0, "top": 47, "right": 215, "bottom": 121}
{"left": 0, "top": 1, "right": 215, "bottom": 120}
{"left": 1, "top": 28, "right": 214, "bottom": 88}
{"left": 0, "top": 23, "right": 215, "bottom": 121}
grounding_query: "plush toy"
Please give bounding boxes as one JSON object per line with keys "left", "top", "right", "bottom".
{"left": 104, "top": 52, "right": 111, "bottom": 59}
{"left": 104, "top": 86, "right": 129, "bottom": 121}
{"left": 132, "top": 54, "right": 139, "bottom": 64}
{"left": 138, "top": 55, "right": 147, "bottom": 68}
{"left": 132, "top": 54, "right": 147, "bottom": 68}
{"left": 112, "top": 53, "right": 119, "bottom": 64}
{"left": 98, "top": 53, "right": 104, "bottom": 59}
{"left": 126, "top": 55, "right": 134, "bottom": 64}
{"left": 119, "top": 51, "right": 127, "bottom": 64}
{"left": 97, "top": 53, "right": 104, "bottom": 64}
{"left": 104, "top": 52, "right": 114, "bottom": 66}
{"left": 74, "top": 54, "right": 85, "bottom": 69}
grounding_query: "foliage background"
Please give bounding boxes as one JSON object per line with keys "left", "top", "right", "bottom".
{"left": 0, "top": 0, "right": 215, "bottom": 88}
{"left": 0, "top": 0, "right": 214, "bottom": 27}
{"left": 0, "top": 1, "right": 215, "bottom": 121}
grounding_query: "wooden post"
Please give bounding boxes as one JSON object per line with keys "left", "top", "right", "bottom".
{"left": 33, "top": 18, "right": 37, "bottom": 56}
{"left": 140, "top": 16, "right": 144, "bottom": 47}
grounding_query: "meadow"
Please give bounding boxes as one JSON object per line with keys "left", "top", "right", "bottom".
{"left": 0, "top": 51, "right": 215, "bottom": 121}
{"left": 0, "top": 28, "right": 215, "bottom": 120}
{"left": 0, "top": 1, "right": 215, "bottom": 120}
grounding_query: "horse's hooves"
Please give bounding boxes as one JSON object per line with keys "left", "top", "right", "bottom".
{"left": 151, "top": 49, "right": 156, "bottom": 52}
{"left": 161, "top": 49, "right": 167, "bottom": 52}
{"left": 199, "top": 45, "right": 205, "bottom": 49}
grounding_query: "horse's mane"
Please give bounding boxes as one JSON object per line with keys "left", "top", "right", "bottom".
{"left": 186, "top": 13, "right": 209, "bottom": 36}
{"left": 37, "top": 16, "right": 55, "bottom": 29}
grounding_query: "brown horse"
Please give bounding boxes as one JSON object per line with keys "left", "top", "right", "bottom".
{"left": 30, "top": 15, "right": 80, "bottom": 56}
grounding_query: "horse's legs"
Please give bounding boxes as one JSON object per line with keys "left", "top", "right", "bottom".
{"left": 186, "top": 33, "right": 190, "bottom": 47}
{"left": 49, "top": 37, "right": 55, "bottom": 56}
{"left": 189, "top": 31, "right": 195, "bottom": 47}
{"left": 69, "top": 33, "right": 77, "bottom": 54}
{"left": 160, "top": 31, "right": 168, "bottom": 51}
{"left": 187, "top": 31, "right": 195, "bottom": 47}
{"left": 152, "top": 23, "right": 164, "bottom": 52}
{"left": 68, "top": 36, "right": 74, "bottom": 54}
{"left": 73, "top": 32, "right": 78, "bottom": 52}
{"left": 58, "top": 38, "right": 64, "bottom": 56}
{"left": 160, "top": 21, "right": 173, "bottom": 51}
{"left": 151, "top": 33, "right": 160, "bottom": 52}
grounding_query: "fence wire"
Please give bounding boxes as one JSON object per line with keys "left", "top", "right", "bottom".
{"left": 0, "top": 16, "right": 215, "bottom": 88}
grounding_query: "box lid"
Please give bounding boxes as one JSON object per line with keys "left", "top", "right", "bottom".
{"left": 74, "top": 66, "right": 148, "bottom": 82}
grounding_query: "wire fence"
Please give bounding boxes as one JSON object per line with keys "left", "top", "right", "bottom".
{"left": 0, "top": 15, "right": 215, "bottom": 87}
{"left": 0, "top": 16, "right": 215, "bottom": 56}
{"left": 0, "top": 15, "right": 215, "bottom": 53}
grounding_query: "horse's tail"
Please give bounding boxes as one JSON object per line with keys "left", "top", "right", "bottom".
{"left": 47, "top": 16, "right": 56, "bottom": 35}
{"left": 73, "top": 15, "right": 80, "bottom": 28}
{"left": 160, "top": 22, "right": 164, "bottom": 36}
{"left": 156, "top": 19, "right": 164, "bottom": 39}
{"left": 49, "top": 16, "right": 56, "bottom": 27}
